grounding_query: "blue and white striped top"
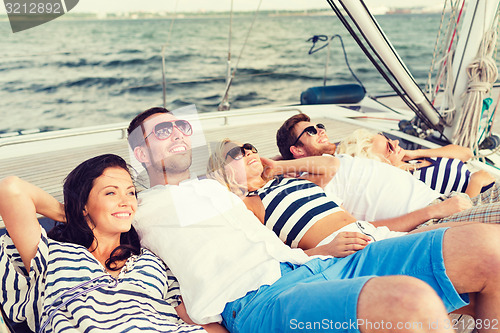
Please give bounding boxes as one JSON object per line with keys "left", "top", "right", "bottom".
{"left": 412, "top": 157, "right": 472, "bottom": 195}
{"left": 249, "top": 176, "right": 344, "bottom": 248}
{"left": 0, "top": 229, "right": 205, "bottom": 333}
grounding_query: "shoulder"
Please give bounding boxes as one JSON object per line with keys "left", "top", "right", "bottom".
{"left": 133, "top": 248, "right": 171, "bottom": 276}
{"left": 243, "top": 195, "right": 263, "bottom": 209}
{"left": 243, "top": 196, "right": 265, "bottom": 222}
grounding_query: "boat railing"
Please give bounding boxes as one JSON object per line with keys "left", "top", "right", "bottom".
{"left": 0, "top": 106, "right": 302, "bottom": 149}
{"left": 0, "top": 124, "right": 129, "bottom": 149}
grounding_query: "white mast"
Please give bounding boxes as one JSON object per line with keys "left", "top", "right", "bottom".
{"left": 336, "top": 0, "right": 442, "bottom": 127}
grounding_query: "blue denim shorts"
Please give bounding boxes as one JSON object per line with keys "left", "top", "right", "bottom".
{"left": 221, "top": 228, "right": 468, "bottom": 333}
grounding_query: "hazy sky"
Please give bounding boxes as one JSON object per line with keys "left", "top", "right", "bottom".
{"left": 70, "top": 0, "right": 445, "bottom": 13}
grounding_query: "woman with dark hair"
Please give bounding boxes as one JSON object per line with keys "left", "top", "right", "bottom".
{"left": 0, "top": 154, "right": 224, "bottom": 333}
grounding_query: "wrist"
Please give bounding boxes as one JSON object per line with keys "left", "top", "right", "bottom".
{"left": 423, "top": 204, "right": 437, "bottom": 220}
{"left": 404, "top": 149, "right": 419, "bottom": 160}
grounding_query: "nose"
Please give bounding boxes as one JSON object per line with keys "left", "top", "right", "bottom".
{"left": 170, "top": 126, "right": 184, "bottom": 140}
{"left": 118, "top": 193, "right": 135, "bottom": 207}
{"left": 244, "top": 148, "right": 253, "bottom": 157}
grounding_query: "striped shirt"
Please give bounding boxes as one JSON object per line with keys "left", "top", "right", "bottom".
{"left": 0, "top": 229, "right": 205, "bottom": 333}
{"left": 412, "top": 157, "right": 471, "bottom": 195}
{"left": 249, "top": 176, "right": 344, "bottom": 247}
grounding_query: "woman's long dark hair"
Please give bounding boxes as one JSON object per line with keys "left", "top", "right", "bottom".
{"left": 48, "top": 154, "right": 141, "bottom": 271}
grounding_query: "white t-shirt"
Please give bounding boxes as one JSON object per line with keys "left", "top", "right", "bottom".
{"left": 324, "top": 154, "right": 441, "bottom": 221}
{"left": 133, "top": 178, "right": 313, "bottom": 324}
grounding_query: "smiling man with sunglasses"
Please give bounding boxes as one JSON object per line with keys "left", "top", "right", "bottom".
{"left": 128, "top": 107, "right": 194, "bottom": 186}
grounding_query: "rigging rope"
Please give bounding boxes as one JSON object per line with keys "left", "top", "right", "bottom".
{"left": 161, "top": 0, "right": 180, "bottom": 108}
{"left": 426, "top": 0, "right": 451, "bottom": 96}
{"left": 326, "top": 0, "right": 444, "bottom": 135}
{"left": 453, "top": 26, "right": 499, "bottom": 152}
{"left": 218, "top": 0, "right": 234, "bottom": 111}
{"left": 218, "top": 0, "right": 263, "bottom": 111}
{"left": 307, "top": 34, "right": 365, "bottom": 90}
{"left": 428, "top": 0, "right": 465, "bottom": 105}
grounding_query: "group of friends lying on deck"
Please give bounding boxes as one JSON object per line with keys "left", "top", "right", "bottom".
{"left": 1, "top": 107, "right": 500, "bottom": 333}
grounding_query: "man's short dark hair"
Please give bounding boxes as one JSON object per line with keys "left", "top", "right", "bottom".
{"left": 276, "top": 113, "right": 310, "bottom": 160}
{"left": 127, "top": 107, "right": 172, "bottom": 149}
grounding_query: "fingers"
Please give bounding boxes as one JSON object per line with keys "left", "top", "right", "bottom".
{"left": 333, "top": 232, "right": 371, "bottom": 257}
{"left": 334, "top": 243, "right": 368, "bottom": 258}
{"left": 259, "top": 157, "right": 273, "bottom": 166}
{"left": 337, "top": 231, "right": 372, "bottom": 243}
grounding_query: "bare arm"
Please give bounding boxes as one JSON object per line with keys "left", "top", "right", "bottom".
{"left": 0, "top": 176, "right": 65, "bottom": 270}
{"left": 304, "top": 232, "right": 371, "bottom": 257}
{"left": 175, "top": 302, "right": 228, "bottom": 332}
{"left": 465, "top": 170, "right": 496, "bottom": 198}
{"left": 262, "top": 155, "right": 339, "bottom": 188}
{"left": 370, "top": 196, "right": 472, "bottom": 232}
{"left": 403, "top": 144, "right": 473, "bottom": 162}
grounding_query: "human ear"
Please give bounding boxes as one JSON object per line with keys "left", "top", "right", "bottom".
{"left": 290, "top": 145, "right": 305, "bottom": 158}
{"left": 134, "top": 146, "right": 149, "bottom": 164}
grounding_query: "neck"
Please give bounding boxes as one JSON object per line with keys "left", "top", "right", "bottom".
{"left": 89, "top": 236, "right": 121, "bottom": 269}
{"left": 247, "top": 177, "right": 267, "bottom": 192}
{"left": 149, "top": 169, "right": 191, "bottom": 186}
{"left": 323, "top": 145, "right": 336, "bottom": 156}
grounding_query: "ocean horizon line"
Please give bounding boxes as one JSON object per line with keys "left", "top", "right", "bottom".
{"left": 0, "top": 6, "right": 446, "bottom": 23}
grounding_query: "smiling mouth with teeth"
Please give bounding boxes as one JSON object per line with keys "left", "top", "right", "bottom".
{"left": 113, "top": 213, "right": 130, "bottom": 218}
{"left": 170, "top": 146, "right": 187, "bottom": 153}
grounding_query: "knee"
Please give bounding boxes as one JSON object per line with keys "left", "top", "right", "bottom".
{"left": 385, "top": 276, "right": 446, "bottom": 315}
{"left": 463, "top": 224, "right": 500, "bottom": 275}
{"left": 358, "top": 276, "right": 448, "bottom": 326}
{"left": 0, "top": 176, "right": 23, "bottom": 200}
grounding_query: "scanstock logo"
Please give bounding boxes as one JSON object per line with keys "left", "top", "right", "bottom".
{"left": 4, "top": 0, "right": 79, "bottom": 33}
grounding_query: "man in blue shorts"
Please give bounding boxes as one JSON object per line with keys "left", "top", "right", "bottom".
{"left": 128, "top": 106, "right": 500, "bottom": 333}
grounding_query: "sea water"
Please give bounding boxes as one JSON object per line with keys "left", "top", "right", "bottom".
{"left": 0, "top": 12, "right": 474, "bottom": 133}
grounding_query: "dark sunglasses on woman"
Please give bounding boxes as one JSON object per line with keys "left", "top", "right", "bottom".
{"left": 379, "top": 132, "right": 395, "bottom": 155}
{"left": 292, "top": 123, "right": 326, "bottom": 146}
{"left": 225, "top": 143, "right": 258, "bottom": 161}
{"left": 145, "top": 120, "right": 193, "bottom": 140}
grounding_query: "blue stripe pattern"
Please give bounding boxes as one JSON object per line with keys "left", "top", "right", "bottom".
{"left": 251, "top": 176, "right": 343, "bottom": 247}
{"left": 414, "top": 157, "right": 472, "bottom": 195}
{"left": 0, "top": 230, "right": 205, "bottom": 332}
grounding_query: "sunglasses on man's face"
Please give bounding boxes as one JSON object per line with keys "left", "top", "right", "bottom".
{"left": 145, "top": 120, "right": 193, "bottom": 141}
{"left": 292, "top": 123, "right": 326, "bottom": 146}
{"left": 379, "top": 133, "right": 395, "bottom": 156}
{"left": 225, "top": 143, "right": 258, "bottom": 161}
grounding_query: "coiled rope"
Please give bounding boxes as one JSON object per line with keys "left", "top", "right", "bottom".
{"left": 453, "top": 24, "right": 499, "bottom": 153}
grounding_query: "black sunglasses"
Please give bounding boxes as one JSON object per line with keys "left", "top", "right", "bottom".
{"left": 225, "top": 143, "right": 258, "bottom": 161}
{"left": 292, "top": 123, "right": 326, "bottom": 146}
{"left": 379, "top": 132, "right": 395, "bottom": 155}
{"left": 145, "top": 120, "right": 193, "bottom": 141}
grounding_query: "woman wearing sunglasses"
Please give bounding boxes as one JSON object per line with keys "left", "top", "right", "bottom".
{"left": 207, "top": 139, "right": 410, "bottom": 257}
{"left": 337, "top": 128, "right": 497, "bottom": 198}
{"left": 0, "top": 154, "right": 225, "bottom": 333}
